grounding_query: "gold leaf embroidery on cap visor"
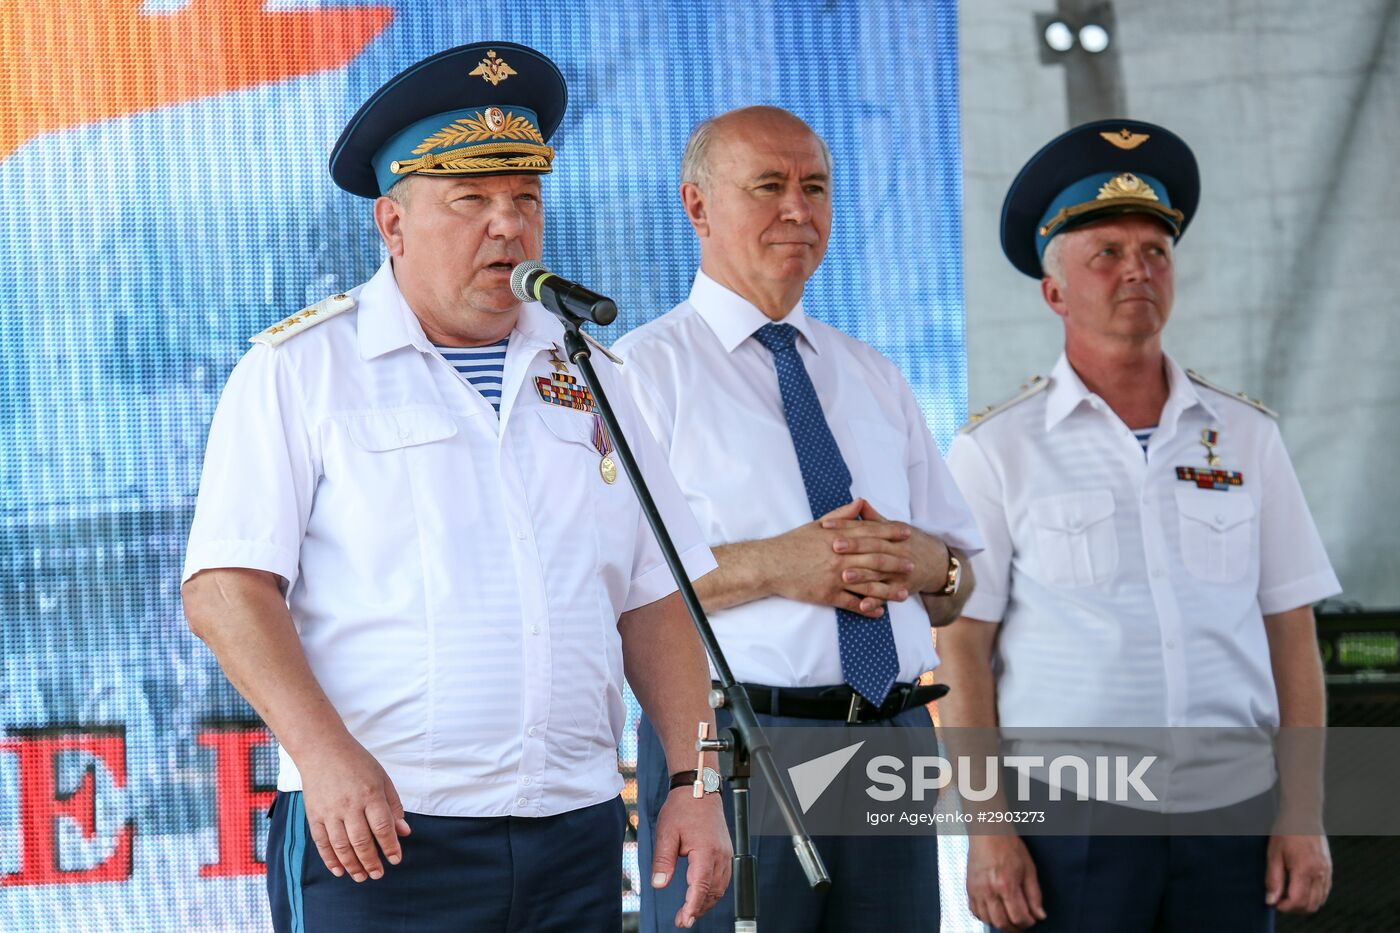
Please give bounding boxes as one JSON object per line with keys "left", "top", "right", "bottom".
{"left": 412, "top": 111, "right": 546, "bottom": 155}
{"left": 1038, "top": 173, "right": 1184, "bottom": 237}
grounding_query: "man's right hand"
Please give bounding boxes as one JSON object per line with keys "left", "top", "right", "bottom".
{"left": 765, "top": 499, "right": 915, "bottom": 618}
{"left": 966, "top": 833, "right": 1047, "bottom": 932}
{"left": 298, "top": 737, "right": 412, "bottom": 882}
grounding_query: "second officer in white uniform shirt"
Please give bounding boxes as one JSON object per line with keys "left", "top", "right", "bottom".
{"left": 938, "top": 119, "right": 1340, "bottom": 933}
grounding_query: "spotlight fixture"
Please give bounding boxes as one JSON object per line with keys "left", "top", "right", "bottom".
{"left": 1043, "top": 19, "right": 1075, "bottom": 52}
{"left": 1079, "top": 23, "right": 1111, "bottom": 53}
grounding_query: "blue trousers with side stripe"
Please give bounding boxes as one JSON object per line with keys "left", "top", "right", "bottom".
{"left": 265, "top": 791, "right": 626, "bottom": 933}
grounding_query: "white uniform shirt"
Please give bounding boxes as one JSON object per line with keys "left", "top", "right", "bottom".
{"left": 184, "top": 261, "right": 716, "bottom": 818}
{"left": 947, "top": 353, "right": 1340, "bottom": 806}
{"left": 612, "top": 271, "right": 983, "bottom": 688}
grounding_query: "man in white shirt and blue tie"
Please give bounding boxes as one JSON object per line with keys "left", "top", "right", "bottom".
{"left": 614, "top": 105, "right": 983, "bottom": 932}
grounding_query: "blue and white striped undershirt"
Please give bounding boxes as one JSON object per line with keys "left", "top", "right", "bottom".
{"left": 435, "top": 338, "right": 509, "bottom": 414}
{"left": 1132, "top": 426, "right": 1156, "bottom": 457}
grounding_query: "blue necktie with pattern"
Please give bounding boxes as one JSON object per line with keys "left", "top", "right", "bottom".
{"left": 752, "top": 322, "right": 899, "bottom": 706}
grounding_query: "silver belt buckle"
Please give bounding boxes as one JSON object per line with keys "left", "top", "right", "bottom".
{"left": 846, "top": 693, "right": 863, "bottom": 724}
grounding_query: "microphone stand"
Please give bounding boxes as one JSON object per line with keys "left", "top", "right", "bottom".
{"left": 556, "top": 314, "right": 830, "bottom": 933}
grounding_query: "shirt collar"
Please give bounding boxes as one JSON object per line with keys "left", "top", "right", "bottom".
{"left": 1162, "top": 350, "right": 1223, "bottom": 424}
{"left": 358, "top": 259, "right": 560, "bottom": 360}
{"left": 357, "top": 261, "right": 430, "bottom": 360}
{"left": 688, "top": 269, "right": 820, "bottom": 355}
{"left": 1043, "top": 350, "right": 1220, "bottom": 431}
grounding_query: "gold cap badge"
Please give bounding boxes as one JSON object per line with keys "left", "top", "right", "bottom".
{"left": 1101, "top": 128, "right": 1150, "bottom": 150}
{"left": 469, "top": 50, "right": 517, "bottom": 86}
{"left": 1097, "top": 172, "right": 1160, "bottom": 202}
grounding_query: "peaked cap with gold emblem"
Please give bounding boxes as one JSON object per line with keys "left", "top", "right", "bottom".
{"left": 329, "top": 42, "right": 567, "bottom": 199}
{"left": 1000, "top": 119, "right": 1199, "bottom": 278}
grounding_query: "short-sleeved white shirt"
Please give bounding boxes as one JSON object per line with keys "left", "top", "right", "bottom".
{"left": 947, "top": 352, "right": 1341, "bottom": 732}
{"left": 612, "top": 271, "right": 983, "bottom": 688}
{"left": 184, "top": 261, "right": 716, "bottom": 818}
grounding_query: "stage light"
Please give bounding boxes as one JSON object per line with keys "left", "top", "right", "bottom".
{"left": 1079, "top": 23, "right": 1111, "bottom": 53}
{"left": 1043, "top": 19, "right": 1075, "bottom": 52}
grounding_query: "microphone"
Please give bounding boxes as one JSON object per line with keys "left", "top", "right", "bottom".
{"left": 510, "top": 260, "right": 618, "bottom": 326}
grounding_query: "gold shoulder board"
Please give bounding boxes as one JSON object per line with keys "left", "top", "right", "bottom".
{"left": 959, "top": 375, "right": 1049, "bottom": 434}
{"left": 249, "top": 293, "right": 356, "bottom": 347}
{"left": 1186, "top": 369, "right": 1279, "bottom": 418}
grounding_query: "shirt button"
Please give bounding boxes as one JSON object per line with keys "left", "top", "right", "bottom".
{"left": 531, "top": 625, "right": 540, "bottom": 635}
{"left": 1067, "top": 519, "right": 1082, "bottom": 532}
{"left": 516, "top": 529, "right": 527, "bottom": 540}
{"left": 522, "top": 776, "right": 532, "bottom": 785}
{"left": 527, "top": 726, "right": 537, "bottom": 737}
{"left": 517, "top": 797, "right": 528, "bottom": 806}
{"left": 1214, "top": 515, "right": 1226, "bottom": 527}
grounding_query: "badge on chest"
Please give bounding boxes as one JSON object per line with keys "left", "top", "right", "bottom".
{"left": 1176, "top": 427, "right": 1243, "bottom": 491}
{"left": 534, "top": 345, "right": 598, "bottom": 413}
{"left": 534, "top": 345, "right": 615, "bottom": 484}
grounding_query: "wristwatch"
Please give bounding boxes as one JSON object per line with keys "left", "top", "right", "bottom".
{"left": 670, "top": 767, "right": 722, "bottom": 796}
{"left": 934, "top": 553, "right": 962, "bottom": 597}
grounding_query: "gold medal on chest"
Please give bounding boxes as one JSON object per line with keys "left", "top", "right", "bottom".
{"left": 592, "top": 414, "right": 617, "bottom": 485}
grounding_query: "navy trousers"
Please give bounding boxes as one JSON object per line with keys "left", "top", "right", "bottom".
{"left": 636, "top": 704, "right": 940, "bottom": 933}
{"left": 1013, "top": 833, "right": 1273, "bottom": 933}
{"left": 996, "top": 775, "right": 1275, "bottom": 932}
{"left": 266, "top": 791, "right": 626, "bottom": 933}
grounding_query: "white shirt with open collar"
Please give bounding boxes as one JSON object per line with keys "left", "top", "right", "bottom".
{"left": 184, "top": 260, "right": 716, "bottom": 818}
{"left": 947, "top": 353, "right": 1340, "bottom": 807}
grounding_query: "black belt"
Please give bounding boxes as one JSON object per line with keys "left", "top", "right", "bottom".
{"left": 717, "top": 680, "right": 950, "bottom": 724}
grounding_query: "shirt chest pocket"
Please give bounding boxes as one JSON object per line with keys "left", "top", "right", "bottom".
{"left": 533, "top": 406, "right": 631, "bottom": 511}
{"left": 341, "top": 408, "right": 471, "bottom": 522}
{"left": 1028, "top": 489, "right": 1118, "bottom": 588}
{"left": 532, "top": 405, "right": 636, "bottom": 609}
{"left": 346, "top": 408, "right": 459, "bottom": 452}
{"left": 1174, "top": 488, "right": 1256, "bottom": 584}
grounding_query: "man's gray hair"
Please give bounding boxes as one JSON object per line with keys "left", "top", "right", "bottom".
{"left": 680, "top": 107, "right": 833, "bottom": 191}
{"left": 1041, "top": 233, "right": 1067, "bottom": 285}
{"left": 384, "top": 173, "right": 417, "bottom": 205}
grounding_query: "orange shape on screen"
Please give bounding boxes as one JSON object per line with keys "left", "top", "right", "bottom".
{"left": 0, "top": 0, "right": 395, "bottom": 160}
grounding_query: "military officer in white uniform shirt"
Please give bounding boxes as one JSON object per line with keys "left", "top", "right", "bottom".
{"left": 938, "top": 119, "right": 1340, "bottom": 932}
{"left": 180, "top": 43, "right": 730, "bottom": 933}
{"left": 614, "top": 105, "right": 983, "bottom": 932}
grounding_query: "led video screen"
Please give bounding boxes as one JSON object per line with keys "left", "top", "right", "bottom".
{"left": 0, "top": 1, "right": 963, "bottom": 927}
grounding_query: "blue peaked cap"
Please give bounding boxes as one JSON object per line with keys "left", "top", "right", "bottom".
{"left": 1000, "top": 119, "right": 1200, "bottom": 278}
{"left": 330, "top": 43, "right": 567, "bottom": 199}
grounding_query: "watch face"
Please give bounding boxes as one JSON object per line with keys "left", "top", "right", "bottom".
{"left": 702, "top": 767, "right": 721, "bottom": 794}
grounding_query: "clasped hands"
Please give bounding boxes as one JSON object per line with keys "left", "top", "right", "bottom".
{"left": 771, "top": 497, "right": 948, "bottom": 618}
